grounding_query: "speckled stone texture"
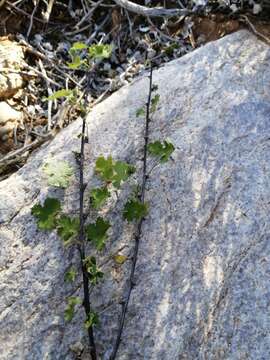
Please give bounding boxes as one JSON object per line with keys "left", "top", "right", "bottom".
{"left": 1, "top": 30, "right": 270, "bottom": 359}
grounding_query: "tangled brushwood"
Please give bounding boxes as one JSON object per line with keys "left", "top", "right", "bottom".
{"left": 0, "top": 0, "right": 269, "bottom": 177}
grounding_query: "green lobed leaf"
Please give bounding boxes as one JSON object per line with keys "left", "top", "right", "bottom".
{"left": 148, "top": 140, "right": 175, "bottom": 163}
{"left": 95, "top": 156, "right": 114, "bottom": 182}
{"left": 84, "top": 311, "right": 99, "bottom": 329}
{"left": 112, "top": 161, "right": 135, "bottom": 188}
{"left": 67, "top": 55, "right": 84, "bottom": 70}
{"left": 64, "top": 267, "right": 77, "bottom": 282}
{"left": 43, "top": 160, "right": 73, "bottom": 188}
{"left": 57, "top": 215, "right": 79, "bottom": 245}
{"left": 164, "top": 43, "right": 180, "bottom": 56}
{"left": 88, "top": 44, "right": 112, "bottom": 60}
{"left": 31, "top": 198, "right": 61, "bottom": 230}
{"left": 47, "top": 89, "right": 74, "bottom": 101}
{"left": 84, "top": 256, "right": 104, "bottom": 285}
{"left": 123, "top": 199, "right": 148, "bottom": 222}
{"left": 90, "top": 187, "right": 110, "bottom": 209}
{"left": 70, "top": 42, "right": 88, "bottom": 51}
{"left": 144, "top": 59, "right": 151, "bottom": 67}
{"left": 85, "top": 217, "right": 110, "bottom": 251}
{"left": 136, "top": 107, "right": 145, "bottom": 117}
{"left": 64, "top": 297, "right": 81, "bottom": 322}
{"left": 150, "top": 94, "right": 160, "bottom": 113}
{"left": 95, "top": 156, "right": 135, "bottom": 188}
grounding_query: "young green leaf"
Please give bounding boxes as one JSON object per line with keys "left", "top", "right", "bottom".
{"left": 95, "top": 156, "right": 114, "bottom": 182}
{"left": 136, "top": 107, "right": 145, "bottom": 117}
{"left": 84, "top": 256, "right": 104, "bottom": 285}
{"left": 84, "top": 311, "right": 99, "bottom": 329}
{"left": 90, "top": 187, "right": 110, "bottom": 209}
{"left": 88, "top": 44, "right": 112, "bottom": 60}
{"left": 67, "top": 56, "right": 86, "bottom": 70}
{"left": 47, "top": 89, "right": 74, "bottom": 101}
{"left": 57, "top": 215, "right": 79, "bottom": 244}
{"left": 112, "top": 161, "right": 135, "bottom": 188}
{"left": 70, "top": 42, "right": 88, "bottom": 51}
{"left": 43, "top": 160, "right": 73, "bottom": 188}
{"left": 150, "top": 94, "right": 160, "bottom": 113}
{"left": 85, "top": 217, "right": 110, "bottom": 251}
{"left": 144, "top": 59, "right": 151, "bottom": 67}
{"left": 64, "top": 297, "right": 81, "bottom": 322}
{"left": 64, "top": 267, "right": 77, "bottom": 282}
{"left": 164, "top": 43, "right": 180, "bottom": 56}
{"left": 148, "top": 140, "right": 175, "bottom": 163}
{"left": 95, "top": 156, "right": 135, "bottom": 188}
{"left": 31, "top": 198, "right": 61, "bottom": 230}
{"left": 123, "top": 199, "right": 148, "bottom": 222}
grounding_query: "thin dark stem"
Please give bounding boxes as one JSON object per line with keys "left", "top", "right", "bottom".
{"left": 78, "top": 117, "right": 97, "bottom": 360}
{"left": 110, "top": 64, "right": 153, "bottom": 360}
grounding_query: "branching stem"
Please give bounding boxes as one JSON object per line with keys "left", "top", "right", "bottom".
{"left": 78, "top": 117, "right": 97, "bottom": 360}
{"left": 110, "top": 64, "right": 154, "bottom": 360}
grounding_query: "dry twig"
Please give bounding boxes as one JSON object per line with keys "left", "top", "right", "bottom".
{"left": 240, "top": 15, "right": 270, "bottom": 45}
{"left": 0, "top": 133, "right": 53, "bottom": 166}
{"left": 113, "top": 0, "right": 191, "bottom": 18}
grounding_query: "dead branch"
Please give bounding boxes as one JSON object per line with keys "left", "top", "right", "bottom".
{"left": 43, "top": 0, "right": 55, "bottom": 22}
{"left": 113, "top": 0, "right": 191, "bottom": 18}
{"left": 240, "top": 15, "right": 270, "bottom": 45}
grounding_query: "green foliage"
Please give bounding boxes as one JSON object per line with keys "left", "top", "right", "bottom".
{"left": 164, "top": 43, "right": 180, "bottom": 56}
{"left": 84, "top": 256, "right": 104, "bottom": 285}
{"left": 70, "top": 42, "right": 88, "bottom": 51}
{"left": 68, "top": 42, "right": 87, "bottom": 69}
{"left": 144, "top": 58, "right": 151, "bottom": 67}
{"left": 150, "top": 94, "right": 160, "bottom": 113}
{"left": 65, "top": 267, "right": 77, "bottom": 282}
{"left": 112, "top": 161, "right": 135, "bottom": 188}
{"left": 31, "top": 64, "right": 172, "bottom": 352}
{"left": 47, "top": 89, "right": 74, "bottom": 101}
{"left": 90, "top": 187, "right": 111, "bottom": 209}
{"left": 123, "top": 199, "right": 148, "bottom": 222}
{"left": 67, "top": 55, "right": 86, "bottom": 70}
{"left": 136, "top": 107, "right": 145, "bottom": 117}
{"left": 43, "top": 160, "right": 73, "bottom": 188}
{"left": 64, "top": 297, "right": 81, "bottom": 322}
{"left": 67, "top": 42, "right": 112, "bottom": 70}
{"left": 148, "top": 140, "right": 175, "bottom": 163}
{"left": 31, "top": 198, "right": 61, "bottom": 230}
{"left": 85, "top": 217, "right": 111, "bottom": 251}
{"left": 57, "top": 215, "right": 79, "bottom": 245}
{"left": 85, "top": 311, "right": 99, "bottom": 329}
{"left": 95, "top": 155, "right": 114, "bottom": 182}
{"left": 95, "top": 156, "right": 135, "bottom": 188}
{"left": 88, "top": 44, "right": 112, "bottom": 60}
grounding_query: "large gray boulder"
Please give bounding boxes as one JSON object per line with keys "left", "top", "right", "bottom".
{"left": 1, "top": 30, "right": 270, "bottom": 359}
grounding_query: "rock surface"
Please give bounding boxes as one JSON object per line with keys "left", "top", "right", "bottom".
{"left": 0, "top": 38, "right": 24, "bottom": 98}
{"left": 1, "top": 30, "right": 270, "bottom": 359}
{"left": 0, "top": 101, "right": 23, "bottom": 139}
{"left": 0, "top": 38, "right": 25, "bottom": 150}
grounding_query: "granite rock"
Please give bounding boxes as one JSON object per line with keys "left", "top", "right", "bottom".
{"left": 1, "top": 30, "right": 270, "bottom": 359}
